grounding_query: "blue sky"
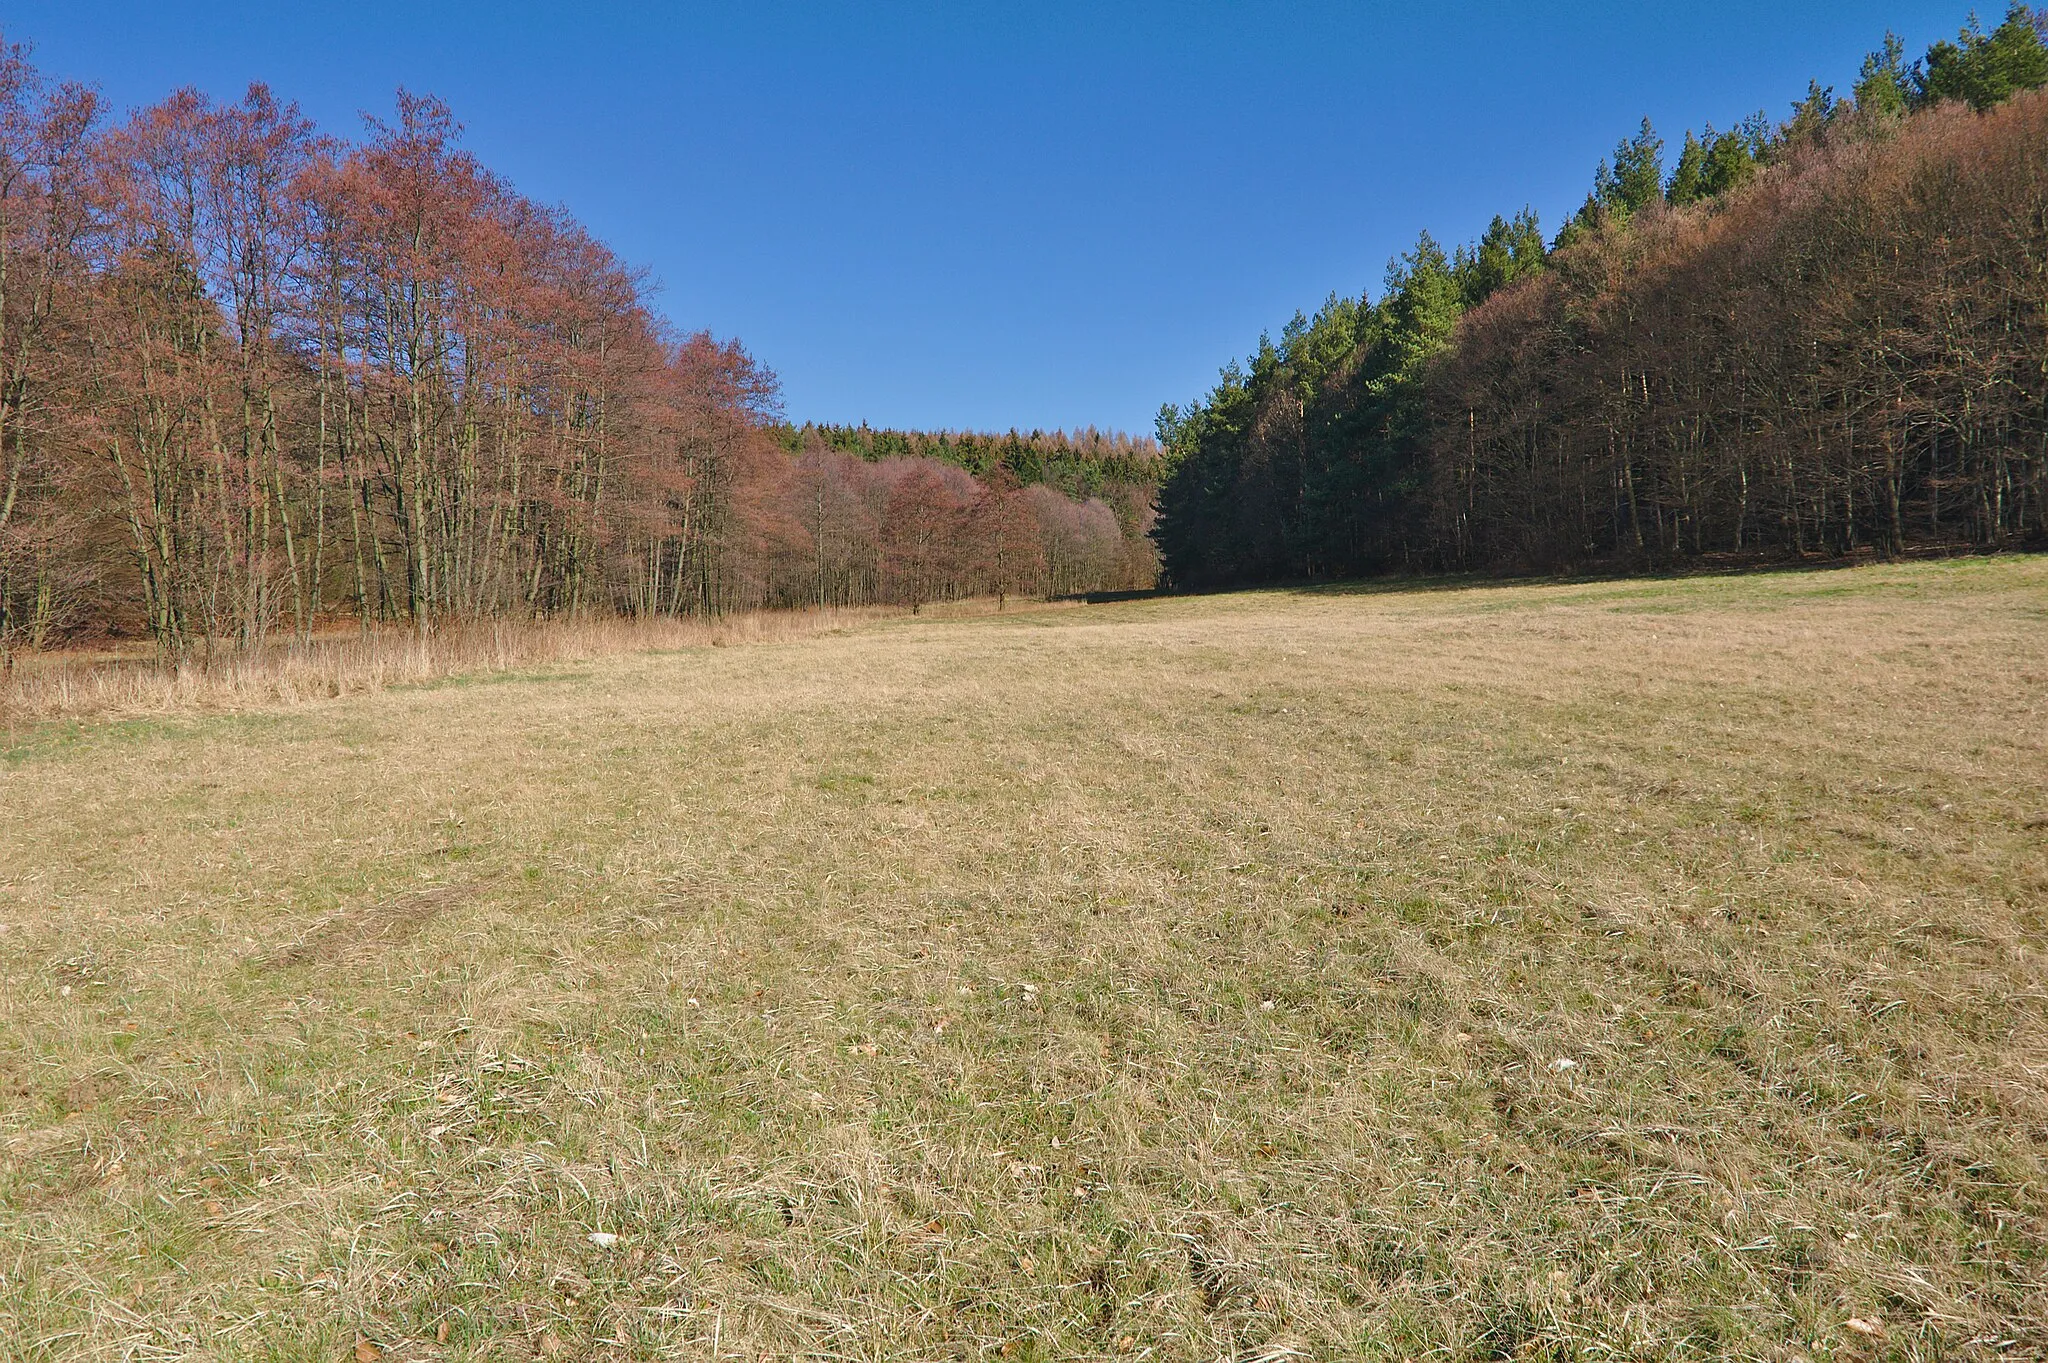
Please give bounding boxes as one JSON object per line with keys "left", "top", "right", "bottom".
{"left": 4, "top": 1, "right": 1979, "bottom": 434}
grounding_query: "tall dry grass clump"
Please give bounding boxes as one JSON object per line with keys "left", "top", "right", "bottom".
{"left": 0, "top": 606, "right": 895, "bottom": 724}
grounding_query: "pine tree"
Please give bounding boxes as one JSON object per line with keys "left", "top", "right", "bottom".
{"left": 1600, "top": 118, "right": 1665, "bottom": 217}
{"left": 1917, "top": 3, "right": 2048, "bottom": 110}
{"left": 1854, "top": 32, "right": 1912, "bottom": 117}
{"left": 1700, "top": 118, "right": 1765, "bottom": 197}
{"left": 1778, "top": 80, "right": 1837, "bottom": 149}
{"left": 1667, "top": 130, "right": 1708, "bottom": 205}
{"left": 1556, "top": 120, "right": 1664, "bottom": 249}
{"left": 1456, "top": 209, "right": 1546, "bottom": 304}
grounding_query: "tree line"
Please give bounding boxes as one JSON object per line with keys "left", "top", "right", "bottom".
{"left": 1153, "top": 6, "right": 2048, "bottom": 585}
{"left": 0, "top": 42, "right": 1153, "bottom": 661}
{"left": 773, "top": 422, "right": 1161, "bottom": 601}
{"left": 770, "top": 419, "right": 1163, "bottom": 601}
{"left": 774, "top": 422, "right": 1161, "bottom": 499}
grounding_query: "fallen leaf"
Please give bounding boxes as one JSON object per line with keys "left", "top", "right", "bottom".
{"left": 587, "top": 1231, "right": 620, "bottom": 1249}
{"left": 1845, "top": 1317, "right": 1885, "bottom": 1338}
{"left": 354, "top": 1338, "right": 382, "bottom": 1363}
{"left": 203, "top": 1200, "right": 226, "bottom": 1218}
{"left": 436, "top": 1319, "right": 451, "bottom": 1344}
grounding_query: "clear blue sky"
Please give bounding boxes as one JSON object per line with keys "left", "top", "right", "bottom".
{"left": 4, "top": 1, "right": 1979, "bottom": 434}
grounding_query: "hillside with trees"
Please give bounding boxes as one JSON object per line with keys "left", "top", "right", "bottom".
{"left": 1154, "top": 6, "right": 2048, "bottom": 586}
{"left": 0, "top": 44, "right": 1154, "bottom": 662}
{"left": 771, "top": 422, "right": 1162, "bottom": 601}
{"left": 774, "top": 422, "right": 1161, "bottom": 499}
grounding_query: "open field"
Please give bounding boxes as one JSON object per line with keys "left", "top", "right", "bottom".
{"left": 3, "top": 558, "right": 2046, "bottom": 1362}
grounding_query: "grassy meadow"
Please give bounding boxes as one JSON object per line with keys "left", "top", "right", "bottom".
{"left": 3, "top": 558, "right": 2046, "bottom": 1362}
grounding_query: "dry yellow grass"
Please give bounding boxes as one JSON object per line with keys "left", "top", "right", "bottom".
{"left": 2, "top": 557, "right": 2045, "bottom": 1362}
{"left": 0, "top": 607, "right": 908, "bottom": 726}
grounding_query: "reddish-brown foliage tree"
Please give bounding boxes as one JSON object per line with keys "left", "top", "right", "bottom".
{"left": 0, "top": 41, "right": 1153, "bottom": 657}
{"left": 0, "top": 37, "right": 97, "bottom": 660}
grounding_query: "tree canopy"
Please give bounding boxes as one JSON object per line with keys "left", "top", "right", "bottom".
{"left": 0, "top": 43, "right": 1156, "bottom": 657}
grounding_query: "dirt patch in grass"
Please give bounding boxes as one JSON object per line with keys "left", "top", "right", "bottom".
{"left": 261, "top": 877, "right": 498, "bottom": 971}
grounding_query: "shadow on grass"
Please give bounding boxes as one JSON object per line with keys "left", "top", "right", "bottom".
{"left": 1137, "top": 543, "right": 2044, "bottom": 605}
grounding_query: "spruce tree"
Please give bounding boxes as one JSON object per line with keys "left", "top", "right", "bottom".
{"left": 1597, "top": 119, "right": 1665, "bottom": 218}
{"left": 1457, "top": 210, "right": 1546, "bottom": 304}
{"left": 1918, "top": 3, "right": 2048, "bottom": 109}
{"left": 1701, "top": 119, "right": 1764, "bottom": 197}
{"left": 1778, "top": 81, "right": 1838, "bottom": 149}
{"left": 1854, "top": 33, "right": 1912, "bottom": 117}
{"left": 1667, "top": 130, "right": 1709, "bottom": 205}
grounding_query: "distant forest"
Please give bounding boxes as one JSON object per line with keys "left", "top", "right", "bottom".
{"left": 771, "top": 422, "right": 1163, "bottom": 602}
{"left": 0, "top": 44, "right": 1156, "bottom": 659}
{"left": 1154, "top": 6, "right": 2048, "bottom": 586}
{"left": 773, "top": 422, "right": 1162, "bottom": 499}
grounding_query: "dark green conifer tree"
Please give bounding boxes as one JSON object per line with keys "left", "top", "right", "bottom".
{"left": 1601, "top": 119, "right": 1666, "bottom": 216}
{"left": 1917, "top": 3, "right": 2048, "bottom": 109}
{"left": 1666, "top": 130, "right": 1708, "bottom": 205}
{"left": 1855, "top": 32, "right": 1913, "bottom": 116}
{"left": 1455, "top": 209, "right": 1546, "bottom": 304}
